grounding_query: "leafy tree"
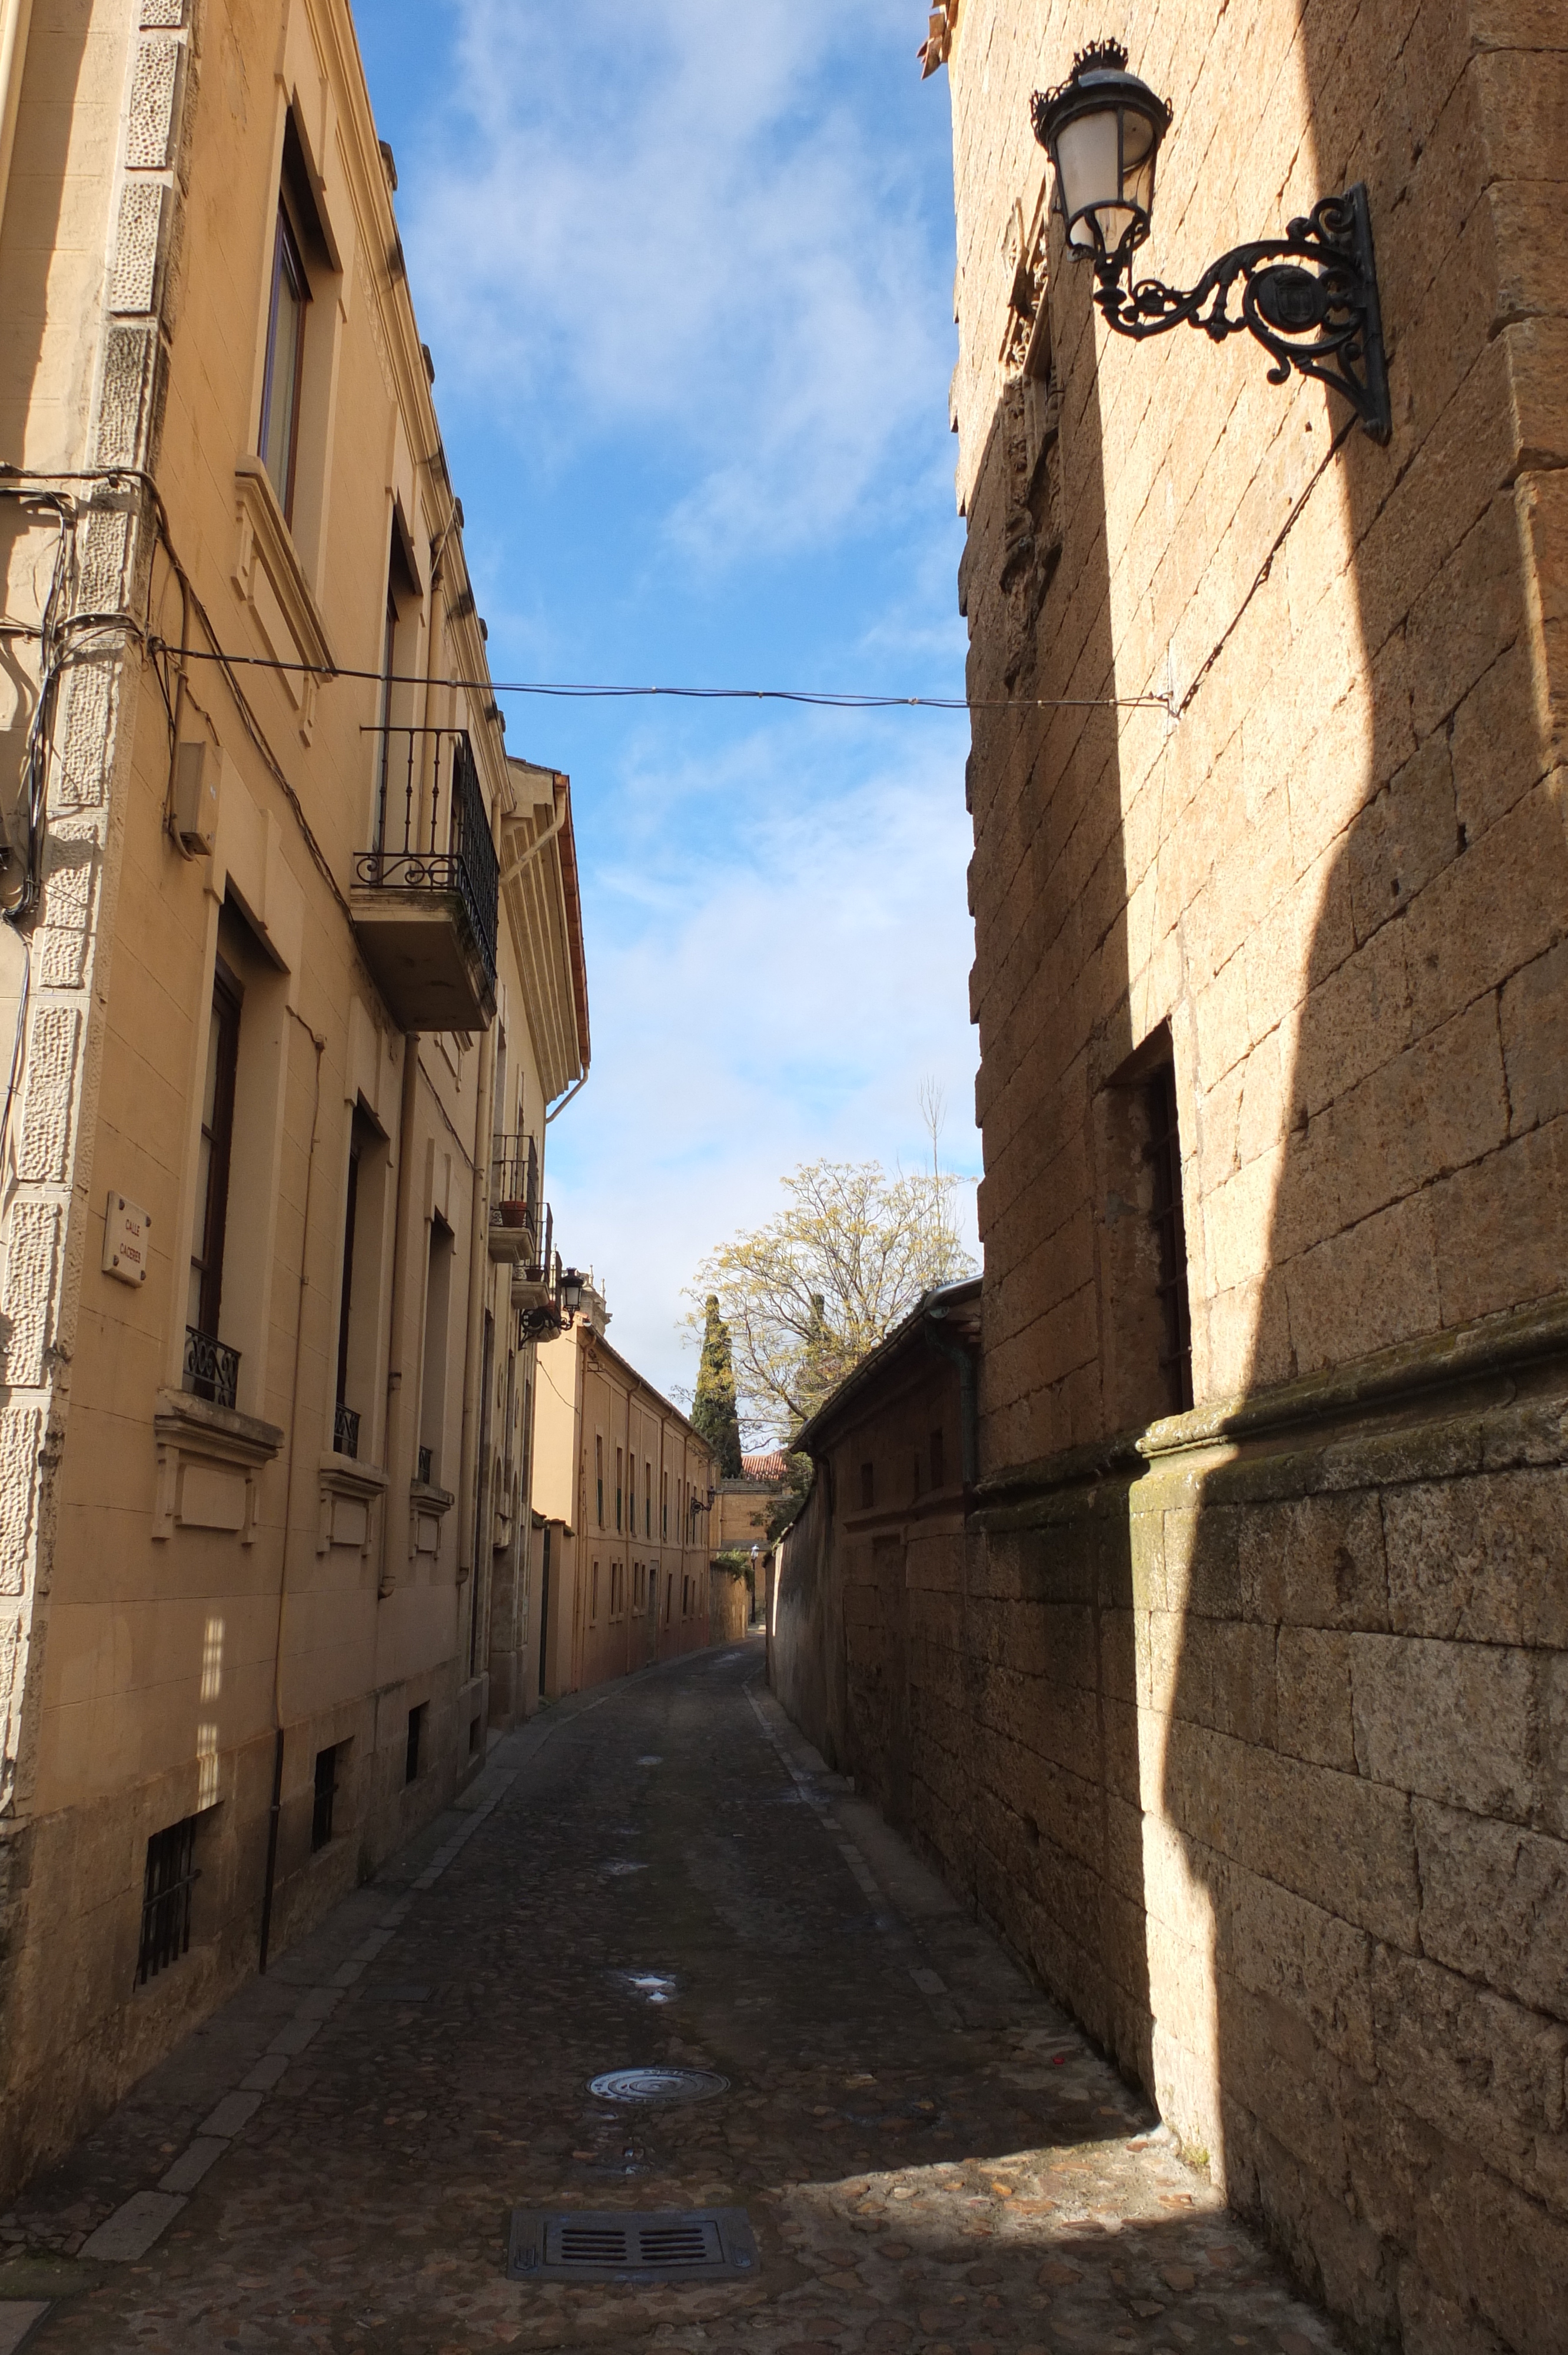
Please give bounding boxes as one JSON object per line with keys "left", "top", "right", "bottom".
{"left": 689, "top": 1159, "right": 975, "bottom": 1444}
{"left": 690, "top": 1294, "right": 743, "bottom": 1477}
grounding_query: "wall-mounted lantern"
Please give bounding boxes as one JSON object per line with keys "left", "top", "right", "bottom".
{"left": 1031, "top": 41, "right": 1390, "bottom": 441}
{"left": 559, "top": 1266, "right": 585, "bottom": 1320}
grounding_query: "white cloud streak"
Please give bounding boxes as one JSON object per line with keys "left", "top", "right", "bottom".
{"left": 403, "top": 0, "right": 954, "bottom": 563}
{"left": 544, "top": 717, "right": 979, "bottom": 1397}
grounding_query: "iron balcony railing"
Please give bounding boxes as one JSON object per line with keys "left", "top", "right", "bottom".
{"left": 184, "top": 1324, "right": 240, "bottom": 1411}
{"left": 334, "top": 1401, "right": 360, "bottom": 1460}
{"left": 417, "top": 1444, "right": 434, "bottom": 1487}
{"left": 356, "top": 726, "right": 500, "bottom": 997}
{"left": 491, "top": 1132, "right": 540, "bottom": 1249}
{"left": 526, "top": 1200, "right": 554, "bottom": 1287}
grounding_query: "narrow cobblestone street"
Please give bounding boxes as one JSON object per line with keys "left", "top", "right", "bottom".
{"left": 1, "top": 1644, "right": 1344, "bottom": 2355}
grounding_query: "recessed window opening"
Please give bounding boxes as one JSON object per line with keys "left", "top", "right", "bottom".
{"left": 1145, "top": 1064, "right": 1194, "bottom": 1414}
{"left": 859, "top": 1461, "right": 875, "bottom": 1511}
{"left": 259, "top": 202, "right": 310, "bottom": 520}
{"left": 591, "top": 1560, "right": 601, "bottom": 1626}
{"left": 930, "top": 1428, "right": 946, "bottom": 1488}
{"left": 405, "top": 1703, "right": 427, "bottom": 1785}
{"left": 661, "top": 1469, "right": 668, "bottom": 1538}
{"left": 616, "top": 1448, "right": 623, "bottom": 1533}
{"left": 312, "top": 1742, "right": 345, "bottom": 1851}
{"left": 596, "top": 1434, "right": 604, "bottom": 1527}
{"left": 645, "top": 1461, "right": 652, "bottom": 1537}
{"left": 186, "top": 960, "right": 241, "bottom": 1406}
{"left": 469, "top": 1714, "right": 481, "bottom": 1757}
{"left": 419, "top": 1217, "right": 455, "bottom": 1489}
{"left": 137, "top": 1815, "right": 201, "bottom": 1986}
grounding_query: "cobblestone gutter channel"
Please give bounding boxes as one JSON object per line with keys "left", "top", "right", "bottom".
{"left": 0, "top": 1641, "right": 1344, "bottom": 2353}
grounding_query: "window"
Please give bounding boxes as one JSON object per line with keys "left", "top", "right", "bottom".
{"left": 611, "top": 1561, "right": 626, "bottom": 1621}
{"left": 1095, "top": 1029, "right": 1194, "bottom": 1431}
{"left": 596, "top": 1435, "right": 604, "bottom": 1527}
{"left": 469, "top": 1714, "right": 481, "bottom": 1757}
{"left": 662, "top": 1470, "right": 668, "bottom": 1539}
{"left": 405, "top": 1703, "right": 427, "bottom": 1785}
{"left": 1147, "top": 1064, "right": 1194, "bottom": 1414}
{"left": 259, "top": 203, "right": 310, "bottom": 520}
{"left": 616, "top": 1448, "right": 623, "bottom": 1533}
{"left": 187, "top": 963, "right": 241, "bottom": 1400}
{"left": 591, "top": 1560, "right": 601, "bottom": 1626}
{"left": 312, "top": 1743, "right": 344, "bottom": 1851}
{"left": 930, "top": 1428, "right": 946, "bottom": 1490}
{"left": 645, "top": 1462, "right": 652, "bottom": 1537}
{"left": 420, "top": 1218, "right": 455, "bottom": 1489}
{"left": 859, "top": 1461, "right": 875, "bottom": 1511}
{"left": 334, "top": 1132, "right": 361, "bottom": 1455}
{"left": 137, "top": 1816, "right": 200, "bottom": 1986}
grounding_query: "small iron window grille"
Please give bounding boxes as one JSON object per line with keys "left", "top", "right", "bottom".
{"left": 334, "top": 1401, "right": 360, "bottom": 1459}
{"left": 417, "top": 1444, "right": 434, "bottom": 1486}
{"left": 184, "top": 1324, "right": 240, "bottom": 1411}
{"left": 137, "top": 1816, "right": 200, "bottom": 1986}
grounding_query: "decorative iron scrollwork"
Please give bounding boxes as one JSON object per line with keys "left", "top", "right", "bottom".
{"left": 184, "top": 1324, "right": 240, "bottom": 1411}
{"left": 1093, "top": 185, "right": 1390, "bottom": 441}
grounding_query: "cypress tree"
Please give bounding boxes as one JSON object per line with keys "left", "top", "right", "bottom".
{"left": 692, "top": 1294, "right": 743, "bottom": 1477}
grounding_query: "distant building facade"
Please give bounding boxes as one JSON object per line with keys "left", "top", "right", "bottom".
{"left": 777, "top": 4, "right": 1568, "bottom": 2348}
{"left": 530, "top": 1289, "right": 741, "bottom": 1697}
{"left": 0, "top": 0, "right": 586, "bottom": 2195}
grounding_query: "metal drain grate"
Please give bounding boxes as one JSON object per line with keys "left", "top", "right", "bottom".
{"left": 589, "top": 2067, "right": 729, "bottom": 2104}
{"left": 508, "top": 2207, "right": 758, "bottom": 2284}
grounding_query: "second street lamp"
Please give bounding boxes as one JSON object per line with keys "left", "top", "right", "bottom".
{"left": 1032, "top": 40, "right": 1391, "bottom": 442}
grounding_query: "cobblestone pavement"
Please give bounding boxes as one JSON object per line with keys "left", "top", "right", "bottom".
{"left": 0, "top": 1640, "right": 1346, "bottom": 2354}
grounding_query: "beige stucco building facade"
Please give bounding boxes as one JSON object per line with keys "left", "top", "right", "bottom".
{"left": 530, "top": 1289, "right": 744, "bottom": 1699}
{"left": 778, "top": 4, "right": 1568, "bottom": 2348}
{"left": 0, "top": 0, "right": 587, "bottom": 2195}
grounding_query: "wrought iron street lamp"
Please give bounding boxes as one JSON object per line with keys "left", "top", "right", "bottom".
{"left": 559, "top": 1266, "right": 585, "bottom": 1320}
{"left": 1031, "top": 41, "right": 1390, "bottom": 441}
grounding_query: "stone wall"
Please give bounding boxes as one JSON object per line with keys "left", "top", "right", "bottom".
{"left": 805, "top": 1, "right": 1568, "bottom": 2346}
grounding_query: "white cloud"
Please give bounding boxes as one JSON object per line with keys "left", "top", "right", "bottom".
{"left": 403, "top": 0, "right": 954, "bottom": 562}
{"left": 543, "top": 711, "right": 978, "bottom": 1399}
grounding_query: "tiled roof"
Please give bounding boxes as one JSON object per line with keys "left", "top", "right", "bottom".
{"left": 740, "top": 1451, "right": 788, "bottom": 1481}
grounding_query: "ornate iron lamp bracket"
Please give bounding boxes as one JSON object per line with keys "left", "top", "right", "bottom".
{"left": 1094, "top": 183, "right": 1390, "bottom": 441}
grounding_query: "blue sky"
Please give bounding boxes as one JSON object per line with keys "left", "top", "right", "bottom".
{"left": 354, "top": 0, "right": 977, "bottom": 1402}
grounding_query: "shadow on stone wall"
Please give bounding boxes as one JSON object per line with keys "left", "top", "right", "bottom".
{"left": 1157, "top": 2, "right": 1568, "bottom": 2346}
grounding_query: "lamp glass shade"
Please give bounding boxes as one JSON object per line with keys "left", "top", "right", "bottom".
{"left": 559, "top": 1268, "right": 584, "bottom": 1315}
{"left": 1033, "top": 48, "right": 1170, "bottom": 277}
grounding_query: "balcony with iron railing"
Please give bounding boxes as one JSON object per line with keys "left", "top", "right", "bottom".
{"left": 489, "top": 1132, "right": 540, "bottom": 1265}
{"left": 352, "top": 726, "right": 499, "bottom": 1032}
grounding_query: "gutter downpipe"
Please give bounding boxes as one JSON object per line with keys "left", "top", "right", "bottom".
{"left": 377, "top": 1034, "right": 420, "bottom": 1601}
{"left": 455, "top": 1016, "right": 496, "bottom": 1606}
{"left": 925, "top": 1302, "right": 980, "bottom": 1491}
{"left": 258, "top": 1016, "right": 326, "bottom": 1973}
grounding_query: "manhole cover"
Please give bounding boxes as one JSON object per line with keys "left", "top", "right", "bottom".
{"left": 509, "top": 2206, "right": 758, "bottom": 2283}
{"left": 589, "top": 2067, "right": 729, "bottom": 2104}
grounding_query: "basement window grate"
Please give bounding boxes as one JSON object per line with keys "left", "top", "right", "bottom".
{"left": 507, "top": 2206, "right": 758, "bottom": 2284}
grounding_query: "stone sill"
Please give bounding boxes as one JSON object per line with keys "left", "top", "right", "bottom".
{"left": 155, "top": 1386, "right": 284, "bottom": 1465}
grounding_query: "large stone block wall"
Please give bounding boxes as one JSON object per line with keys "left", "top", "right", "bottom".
{"left": 886, "top": 0, "right": 1568, "bottom": 2346}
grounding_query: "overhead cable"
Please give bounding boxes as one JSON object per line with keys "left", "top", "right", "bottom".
{"left": 145, "top": 639, "right": 1172, "bottom": 714}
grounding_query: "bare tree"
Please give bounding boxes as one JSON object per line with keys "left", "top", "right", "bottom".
{"left": 687, "top": 1157, "right": 975, "bottom": 1444}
